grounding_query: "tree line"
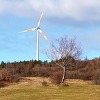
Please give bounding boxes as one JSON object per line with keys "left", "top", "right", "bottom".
{"left": 0, "top": 57, "right": 100, "bottom": 85}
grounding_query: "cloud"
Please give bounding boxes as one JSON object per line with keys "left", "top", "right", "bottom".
{"left": 0, "top": 0, "right": 100, "bottom": 22}
{"left": 0, "top": 0, "right": 54, "bottom": 17}
{"left": 59, "top": 0, "right": 100, "bottom": 20}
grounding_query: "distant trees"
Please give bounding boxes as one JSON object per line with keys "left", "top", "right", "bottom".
{"left": 0, "top": 61, "right": 6, "bottom": 68}
{"left": 44, "top": 35, "right": 82, "bottom": 84}
{"left": 0, "top": 57, "right": 100, "bottom": 85}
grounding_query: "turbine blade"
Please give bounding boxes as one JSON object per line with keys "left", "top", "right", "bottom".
{"left": 38, "top": 29, "right": 48, "bottom": 40}
{"left": 19, "top": 28, "right": 36, "bottom": 33}
{"left": 37, "top": 12, "right": 43, "bottom": 27}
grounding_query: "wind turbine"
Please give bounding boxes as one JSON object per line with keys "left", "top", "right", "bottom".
{"left": 20, "top": 12, "right": 48, "bottom": 61}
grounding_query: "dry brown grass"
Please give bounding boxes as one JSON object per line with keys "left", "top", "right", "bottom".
{"left": 4, "top": 77, "right": 53, "bottom": 89}
{"left": 66, "top": 79, "right": 93, "bottom": 85}
{"left": 3, "top": 77, "right": 94, "bottom": 89}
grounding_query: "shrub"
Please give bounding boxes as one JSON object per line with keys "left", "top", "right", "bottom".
{"left": 10, "top": 75, "right": 20, "bottom": 83}
{"left": 92, "top": 69, "right": 100, "bottom": 85}
{"left": 0, "top": 81, "right": 7, "bottom": 88}
{"left": 50, "top": 68, "right": 63, "bottom": 85}
{"left": 41, "top": 81, "right": 48, "bottom": 86}
{"left": 0, "top": 69, "right": 11, "bottom": 82}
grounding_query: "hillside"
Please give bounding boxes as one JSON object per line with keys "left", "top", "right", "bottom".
{"left": 0, "top": 58, "right": 100, "bottom": 85}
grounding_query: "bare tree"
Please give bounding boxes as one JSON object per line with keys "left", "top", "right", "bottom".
{"left": 44, "top": 35, "right": 82, "bottom": 84}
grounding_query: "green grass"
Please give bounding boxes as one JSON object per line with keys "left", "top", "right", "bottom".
{"left": 0, "top": 84, "right": 100, "bottom": 100}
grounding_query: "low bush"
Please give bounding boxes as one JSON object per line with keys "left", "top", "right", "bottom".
{"left": 50, "top": 68, "right": 63, "bottom": 85}
{"left": 0, "top": 68, "right": 11, "bottom": 82}
{"left": 41, "top": 81, "right": 48, "bottom": 86}
{"left": 92, "top": 69, "right": 100, "bottom": 85}
{"left": 0, "top": 81, "right": 7, "bottom": 88}
{"left": 10, "top": 75, "right": 20, "bottom": 83}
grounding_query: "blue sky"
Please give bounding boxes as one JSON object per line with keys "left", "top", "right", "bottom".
{"left": 0, "top": 0, "right": 100, "bottom": 62}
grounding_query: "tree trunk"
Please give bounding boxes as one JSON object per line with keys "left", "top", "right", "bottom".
{"left": 61, "top": 65, "right": 66, "bottom": 84}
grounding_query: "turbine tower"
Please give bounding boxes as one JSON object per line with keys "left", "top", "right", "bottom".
{"left": 20, "top": 13, "right": 48, "bottom": 61}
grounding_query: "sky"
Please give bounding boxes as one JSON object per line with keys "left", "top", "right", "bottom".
{"left": 0, "top": 0, "right": 100, "bottom": 62}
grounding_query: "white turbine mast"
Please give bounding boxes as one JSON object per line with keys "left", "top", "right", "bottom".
{"left": 20, "top": 12, "right": 48, "bottom": 61}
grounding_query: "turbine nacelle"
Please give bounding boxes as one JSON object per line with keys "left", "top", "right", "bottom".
{"left": 37, "top": 27, "right": 40, "bottom": 30}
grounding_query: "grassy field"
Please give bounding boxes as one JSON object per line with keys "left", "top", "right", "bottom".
{"left": 0, "top": 77, "right": 100, "bottom": 100}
